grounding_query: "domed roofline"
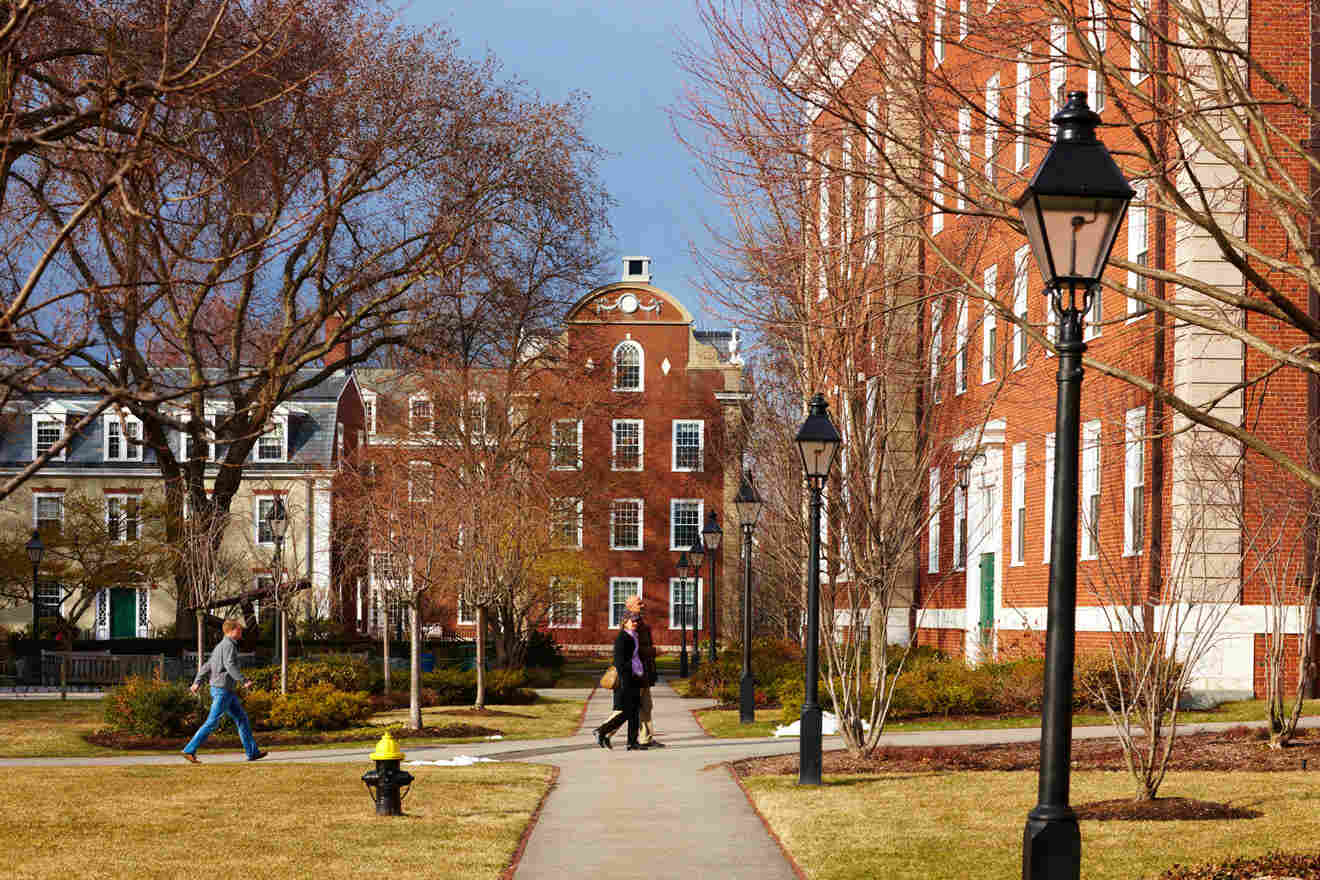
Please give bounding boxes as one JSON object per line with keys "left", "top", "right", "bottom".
{"left": 564, "top": 281, "right": 695, "bottom": 325}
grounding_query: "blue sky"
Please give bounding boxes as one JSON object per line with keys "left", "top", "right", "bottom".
{"left": 397, "top": 1, "right": 721, "bottom": 326}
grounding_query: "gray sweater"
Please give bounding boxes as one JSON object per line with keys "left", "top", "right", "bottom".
{"left": 193, "top": 636, "right": 247, "bottom": 691}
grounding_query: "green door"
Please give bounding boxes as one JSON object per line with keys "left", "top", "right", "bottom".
{"left": 978, "top": 553, "right": 995, "bottom": 634}
{"left": 110, "top": 588, "right": 136, "bottom": 639}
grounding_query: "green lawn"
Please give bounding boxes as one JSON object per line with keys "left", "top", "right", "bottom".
{"left": 742, "top": 769, "right": 1320, "bottom": 879}
{"left": 2, "top": 763, "right": 552, "bottom": 880}
{"left": 0, "top": 695, "right": 586, "bottom": 758}
{"left": 696, "top": 699, "right": 1320, "bottom": 738}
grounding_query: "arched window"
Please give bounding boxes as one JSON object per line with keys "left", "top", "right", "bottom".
{"left": 613, "top": 340, "right": 643, "bottom": 391}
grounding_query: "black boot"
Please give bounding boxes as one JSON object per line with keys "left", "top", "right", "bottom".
{"left": 595, "top": 727, "right": 612, "bottom": 750}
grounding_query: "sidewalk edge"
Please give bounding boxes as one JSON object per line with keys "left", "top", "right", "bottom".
{"left": 724, "top": 762, "right": 809, "bottom": 880}
{"left": 500, "top": 764, "right": 560, "bottom": 880}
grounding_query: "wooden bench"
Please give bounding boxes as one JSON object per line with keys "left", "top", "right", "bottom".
{"left": 40, "top": 651, "right": 166, "bottom": 687}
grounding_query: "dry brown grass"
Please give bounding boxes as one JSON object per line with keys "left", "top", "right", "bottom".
{"left": 3, "top": 762, "right": 553, "bottom": 880}
{"left": 0, "top": 698, "right": 108, "bottom": 757}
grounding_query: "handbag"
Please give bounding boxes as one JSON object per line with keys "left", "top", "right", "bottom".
{"left": 599, "top": 666, "right": 618, "bottom": 689}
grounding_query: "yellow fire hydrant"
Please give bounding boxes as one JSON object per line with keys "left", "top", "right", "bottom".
{"left": 361, "top": 731, "right": 414, "bottom": 816}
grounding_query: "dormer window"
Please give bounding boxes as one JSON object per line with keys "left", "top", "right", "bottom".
{"left": 409, "top": 394, "right": 433, "bottom": 435}
{"left": 104, "top": 411, "right": 143, "bottom": 462}
{"left": 613, "top": 340, "right": 643, "bottom": 392}
{"left": 33, "top": 415, "right": 65, "bottom": 461}
{"left": 255, "top": 414, "right": 287, "bottom": 462}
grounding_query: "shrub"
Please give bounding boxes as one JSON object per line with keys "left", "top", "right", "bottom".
{"left": 246, "top": 657, "right": 373, "bottom": 694}
{"left": 104, "top": 676, "right": 200, "bottom": 737}
{"left": 1074, "top": 650, "right": 1184, "bottom": 714}
{"left": 266, "top": 684, "right": 373, "bottom": 731}
{"left": 687, "top": 637, "right": 803, "bottom": 702}
{"left": 524, "top": 630, "right": 565, "bottom": 669}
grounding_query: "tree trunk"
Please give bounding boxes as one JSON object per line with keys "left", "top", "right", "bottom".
{"left": 196, "top": 610, "right": 205, "bottom": 678}
{"left": 382, "top": 605, "right": 391, "bottom": 695}
{"left": 475, "top": 605, "right": 486, "bottom": 709}
{"left": 409, "top": 602, "right": 422, "bottom": 730}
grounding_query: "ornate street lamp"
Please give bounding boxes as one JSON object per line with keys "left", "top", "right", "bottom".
{"left": 794, "top": 392, "right": 842, "bottom": 785}
{"left": 734, "top": 470, "right": 763, "bottom": 724}
{"left": 675, "top": 550, "right": 692, "bottom": 677}
{"left": 701, "top": 511, "right": 723, "bottom": 662}
{"left": 26, "top": 529, "right": 44, "bottom": 666}
{"left": 1015, "top": 91, "right": 1134, "bottom": 880}
{"left": 688, "top": 539, "right": 705, "bottom": 670}
{"left": 269, "top": 497, "right": 290, "bottom": 694}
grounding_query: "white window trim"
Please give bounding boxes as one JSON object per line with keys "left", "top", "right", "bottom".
{"left": 548, "top": 577, "right": 583, "bottom": 629}
{"left": 612, "top": 418, "right": 644, "bottom": 472}
{"left": 551, "top": 418, "right": 583, "bottom": 471}
{"left": 460, "top": 390, "right": 488, "bottom": 441}
{"left": 668, "top": 576, "right": 704, "bottom": 629}
{"left": 609, "top": 576, "right": 643, "bottom": 629}
{"left": 929, "top": 301, "right": 944, "bottom": 402}
{"left": 955, "top": 292, "right": 968, "bottom": 393}
{"left": 1012, "top": 246, "right": 1030, "bottom": 370}
{"left": 932, "top": 144, "right": 945, "bottom": 235}
{"left": 1124, "top": 407, "right": 1146, "bottom": 556}
{"left": 982, "top": 266, "right": 998, "bottom": 384}
{"left": 456, "top": 594, "right": 476, "bottom": 626}
{"left": 953, "top": 484, "right": 966, "bottom": 571}
{"left": 1081, "top": 420, "right": 1101, "bottom": 560}
{"left": 1043, "top": 433, "right": 1055, "bottom": 563}
{"left": 1130, "top": 0, "right": 1149, "bottom": 84}
{"left": 103, "top": 411, "right": 144, "bottom": 462}
{"left": 1085, "top": 280, "right": 1103, "bottom": 341}
{"left": 33, "top": 491, "right": 63, "bottom": 531}
{"left": 360, "top": 390, "right": 378, "bottom": 436}
{"left": 957, "top": 108, "right": 970, "bottom": 211}
{"left": 671, "top": 420, "right": 705, "bottom": 472}
{"left": 254, "top": 496, "right": 286, "bottom": 547}
{"left": 864, "top": 96, "right": 880, "bottom": 262}
{"left": 933, "top": 0, "right": 945, "bottom": 65}
{"left": 984, "top": 73, "right": 1000, "bottom": 183}
{"left": 610, "top": 498, "right": 644, "bottom": 551}
{"left": 1011, "top": 443, "right": 1026, "bottom": 566}
{"left": 105, "top": 493, "right": 142, "bottom": 543}
{"left": 1050, "top": 21, "right": 1067, "bottom": 120}
{"left": 408, "top": 392, "right": 434, "bottom": 435}
{"left": 552, "top": 497, "right": 584, "bottom": 549}
{"left": 928, "top": 467, "right": 940, "bottom": 573}
{"left": 613, "top": 339, "right": 645, "bottom": 392}
{"left": 32, "top": 412, "right": 66, "bottom": 462}
{"left": 1127, "top": 183, "right": 1149, "bottom": 318}
{"left": 254, "top": 413, "right": 289, "bottom": 463}
{"left": 1015, "top": 54, "right": 1031, "bottom": 171}
{"left": 178, "top": 410, "right": 217, "bottom": 463}
{"left": 669, "top": 498, "right": 705, "bottom": 551}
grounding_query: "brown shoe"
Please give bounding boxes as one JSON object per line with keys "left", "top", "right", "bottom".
{"left": 182, "top": 753, "right": 200, "bottom": 764}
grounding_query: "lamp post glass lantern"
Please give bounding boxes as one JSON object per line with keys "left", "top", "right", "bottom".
{"left": 794, "top": 393, "right": 842, "bottom": 785}
{"left": 701, "top": 511, "right": 722, "bottom": 662}
{"left": 734, "top": 470, "right": 763, "bottom": 724}
{"left": 676, "top": 550, "right": 691, "bottom": 677}
{"left": 688, "top": 539, "right": 705, "bottom": 669}
{"left": 1015, "top": 90, "right": 1133, "bottom": 880}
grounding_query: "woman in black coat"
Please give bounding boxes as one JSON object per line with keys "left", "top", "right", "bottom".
{"left": 594, "top": 613, "right": 645, "bottom": 750}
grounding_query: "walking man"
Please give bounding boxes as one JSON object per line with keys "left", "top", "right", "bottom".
{"left": 182, "top": 618, "right": 267, "bottom": 763}
{"left": 628, "top": 594, "right": 663, "bottom": 747}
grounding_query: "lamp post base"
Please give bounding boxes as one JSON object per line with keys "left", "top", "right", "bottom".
{"left": 799, "top": 704, "right": 823, "bottom": 785}
{"left": 679, "top": 646, "right": 688, "bottom": 678}
{"left": 1022, "top": 807, "right": 1080, "bottom": 880}
{"left": 739, "top": 672, "right": 755, "bottom": 724}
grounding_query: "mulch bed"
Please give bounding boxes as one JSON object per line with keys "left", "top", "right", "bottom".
{"left": 437, "top": 708, "right": 536, "bottom": 719}
{"left": 86, "top": 722, "right": 502, "bottom": 750}
{"left": 1155, "top": 851, "right": 1320, "bottom": 879}
{"left": 1074, "top": 798, "right": 1262, "bottom": 821}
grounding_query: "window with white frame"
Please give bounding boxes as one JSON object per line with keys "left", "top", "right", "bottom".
{"left": 672, "top": 420, "right": 703, "bottom": 471}
{"left": 356, "top": 578, "right": 367, "bottom": 632}
{"left": 609, "top": 577, "right": 642, "bottom": 628}
{"left": 361, "top": 390, "right": 377, "bottom": 436}
{"left": 1130, "top": 0, "right": 1149, "bottom": 83}
{"left": 817, "top": 156, "right": 830, "bottom": 301}
{"left": 1088, "top": 0, "right": 1108, "bottom": 111}
{"left": 255, "top": 496, "right": 285, "bottom": 545}
{"left": 104, "top": 412, "right": 143, "bottom": 462}
{"left": 958, "top": 0, "right": 968, "bottom": 39}
{"left": 669, "top": 576, "right": 701, "bottom": 628}
{"left": 957, "top": 107, "right": 970, "bottom": 210}
{"left": 1050, "top": 20, "right": 1067, "bottom": 119}
{"left": 841, "top": 136, "right": 853, "bottom": 249}
{"left": 34, "top": 493, "right": 63, "bottom": 534}
{"left": 610, "top": 499, "right": 643, "bottom": 550}
{"left": 928, "top": 467, "right": 940, "bottom": 573}
{"left": 551, "top": 419, "right": 582, "bottom": 470}
{"left": 408, "top": 460, "right": 434, "bottom": 503}
{"left": 35, "top": 580, "right": 62, "bottom": 619}
{"left": 612, "top": 419, "right": 643, "bottom": 471}
{"left": 982, "top": 266, "right": 998, "bottom": 383}
{"left": 372, "top": 549, "right": 411, "bottom": 597}
{"left": 1082, "top": 420, "right": 1101, "bottom": 559}
{"left": 1013, "top": 246, "right": 1029, "bottom": 369}
{"left": 954, "top": 483, "right": 967, "bottom": 570}
{"left": 864, "top": 97, "right": 880, "bottom": 262}
{"left": 1015, "top": 53, "right": 1031, "bottom": 170}
{"left": 613, "top": 340, "right": 643, "bottom": 391}
{"left": 551, "top": 497, "right": 583, "bottom": 549}
{"left": 255, "top": 416, "right": 287, "bottom": 462}
{"left": 254, "top": 575, "right": 276, "bottom": 623}
{"left": 670, "top": 499, "right": 703, "bottom": 550}
{"left": 409, "top": 394, "right": 433, "bottom": 434}
{"left": 932, "top": 144, "right": 944, "bottom": 235}
{"left": 180, "top": 411, "right": 216, "bottom": 462}
{"left": 1043, "top": 433, "right": 1055, "bottom": 562}
{"left": 955, "top": 291, "right": 968, "bottom": 393}
{"left": 33, "top": 414, "right": 65, "bottom": 461}
{"left": 929, "top": 300, "right": 943, "bottom": 402}
{"left": 548, "top": 578, "right": 582, "bottom": 628}
{"left": 106, "top": 494, "right": 141, "bottom": 543}
{"left": 1085, "top": 279, "right": 1103, "bottom": 341}
{"left": 463, "top": 392, "right": 487, "bottom": 441}
{"left": 1127, "top": 183, "right": 1149, "bottom": 312}
{"left": 1124, "top": 407, "right": 1146, "bottom": 554}
{"left": 984, "top": 73, "right": 1000, "bottom": 184}
{"left": 1011, "top": 443, "right": 1026, "bottom": 565}
{"left": 457, "top": 595, "right": 475, "bottom": 625}
{"left": 933, "top": 0, "right": 945, "bottom": 65}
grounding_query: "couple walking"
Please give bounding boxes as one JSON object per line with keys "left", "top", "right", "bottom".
{"left": 593, "top": 594, "right": 664, "bottom": 751}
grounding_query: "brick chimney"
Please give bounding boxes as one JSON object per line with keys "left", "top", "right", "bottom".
{"left": 324, "top": 312, "right": 351, "bottom": 368}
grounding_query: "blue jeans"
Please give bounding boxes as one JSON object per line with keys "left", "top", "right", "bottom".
{"left": 183, "top": 687, "right": 259, "bottom": 758}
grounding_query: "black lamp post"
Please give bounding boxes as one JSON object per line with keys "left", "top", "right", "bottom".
{"left": 688, "top": 539, "right": 705, "bottom": 670}
{"left": 734, "top": 470, "right": 763, "bottom": 724}
{"left": 794, "top": 392, "right": 842, "bottom": 786}
{"left": 1015, "top": 91, "right": 1133, "bottom": 880}
{"left": 269, "top": 497, "right": 289, "bottom": 694}
{"left": 26, "top": 528, "right": 44, "bottom": 649}
{"left": 675, "top": 550, "right": 692, "bottom": 677}
{"left": 701, "top": 511, "right": 723, "bottom": 662}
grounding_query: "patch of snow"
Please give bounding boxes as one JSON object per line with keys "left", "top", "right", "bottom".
{"left": 485, "top": 735, "right": 504, "bottom": 740}
{"left": 772, "top": 712, "right": 871, "bottom": 738}
{"left": 406, "top": 755, "right": 495, "bottom": 767}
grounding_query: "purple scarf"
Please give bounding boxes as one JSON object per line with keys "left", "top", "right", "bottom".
{"left": 626, "top": 630, "right": 643, "bottom": 677}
